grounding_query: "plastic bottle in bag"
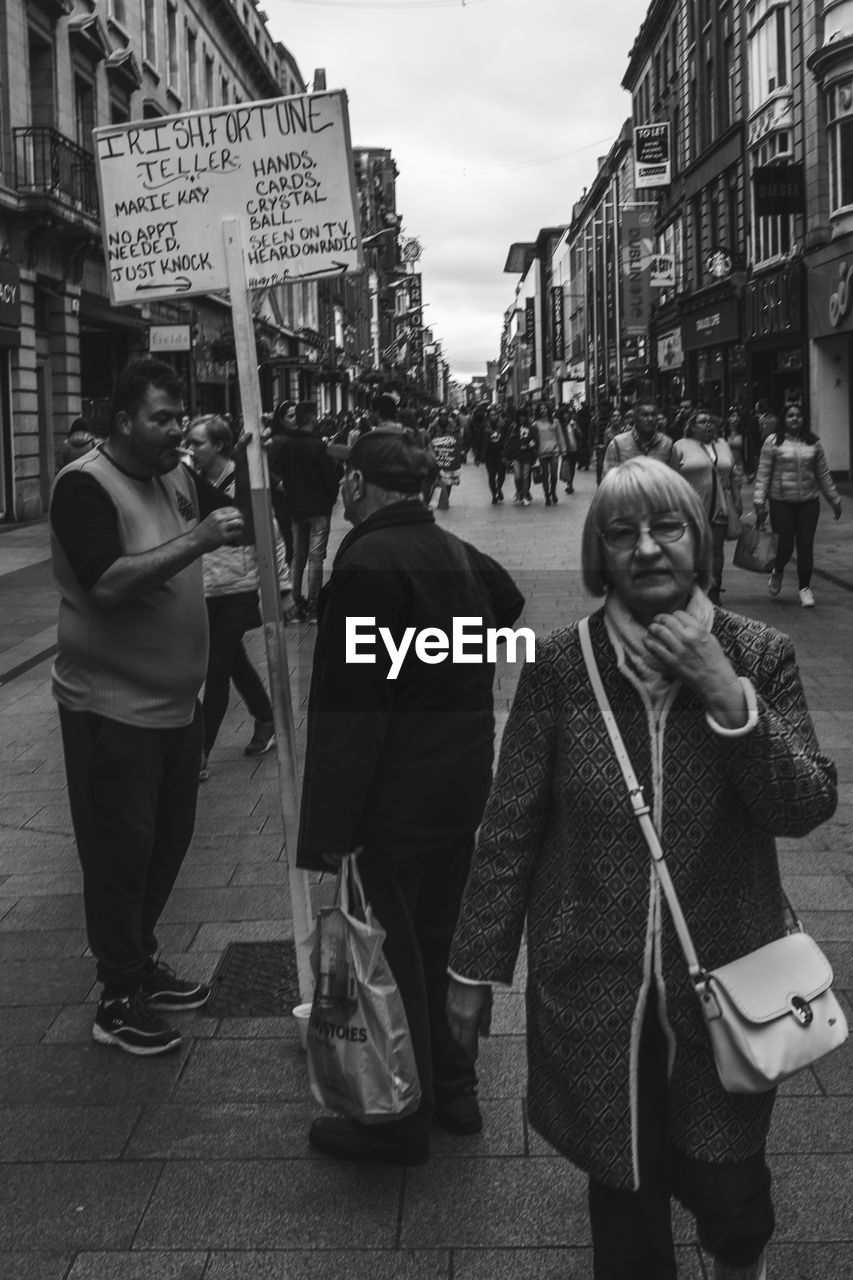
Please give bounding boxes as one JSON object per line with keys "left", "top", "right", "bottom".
{"left": 315, "top": 908, "right": 357, "bottom": 1016}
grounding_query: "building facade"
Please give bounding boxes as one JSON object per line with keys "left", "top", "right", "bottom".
{"left": 0, "top": 0, "right": 313, "bottom": 520}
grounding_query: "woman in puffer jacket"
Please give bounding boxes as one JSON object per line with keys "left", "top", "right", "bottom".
{"left": 752, "top": 403, "right": 842, "bottom": 608}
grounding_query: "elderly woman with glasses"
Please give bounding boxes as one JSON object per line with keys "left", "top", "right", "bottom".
{"left": 447, "top": 457, "right": 837, "bottom": 1280}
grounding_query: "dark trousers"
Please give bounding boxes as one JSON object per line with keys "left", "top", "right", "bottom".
{"left": 59, "top": 703, "right": 203, "bottom": 996}
{"left": 588, "top": 994, "right": 774, "bottom": 1278}
{"left": 769, "top": 497, "right": 820, "bottom": 588}
{"left": 563, "top": 452, "right": 578, "bottom": 489}
{"left": 271, "top": 487, "right": 293, "bottom": 564}
{"left": 357, "top": 839, "right": 477, "bottom": 1142}
{"left": 485, "top": 457, "right": 506, "bottom": 498}
{"left": 203, "top": 593, "right": 272, "bottom": 755}
{"left": 539, "top": 455, "right": 559, "bottom": 500}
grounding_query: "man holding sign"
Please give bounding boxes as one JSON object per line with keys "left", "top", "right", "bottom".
{"left": 50, "top": 357, "right": 246, "bottom": 1056}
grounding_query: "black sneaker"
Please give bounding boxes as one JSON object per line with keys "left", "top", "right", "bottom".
{"left": 141, "top": 960, "right": 210, "bottom": 1010}
{"left": 92, "top": 990, "right": 182, "bottom": 1056}
{"left": 244, "top": 719, "right": 275, "bottom": 757}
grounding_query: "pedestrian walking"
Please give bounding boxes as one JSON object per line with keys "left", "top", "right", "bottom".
{"left": 753, "top": 403, "right": 842, "bottom": 608}
{"left": 49, "top": 357, "right": 246, "bottom": 1055}
{"left": 533, "top": 401, "right": 562, "bottom": 506}
{"left": 602, "top": 398, "right": 680, "bottom": 478}
{"left": 505, "top": 406, "right": 538, "bottom": 505}
{"left": 274, "top": 400, "right": 340, "bottom": 623}
{"left": 184, "top": 414, "right": 280, "bottom": 781}
{"left": 265, "top": 399, "right": 297, "bottom": 565}
{"left": 447, "top": 456, "right": 837, "bottom": 1280}
{"left": 298, "top": 426, "right": 524, "bottom": 1165}
{"left": 556, "top": 406, "right": 580, "bottom": 493}
{"left": 479, "top": 406, "right": 507, "bottom": 503}
{"left": 56, "top": 415, "right": 97, "bottom": 469}
{"left": 429, "top": 411, "right": 462, "bottom": 510}
{"left": 675, "top": 409, "right": 741, "bottom": 605}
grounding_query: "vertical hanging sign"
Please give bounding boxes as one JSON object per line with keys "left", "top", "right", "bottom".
{"left": 525, "top": 297, "right": 536, "bottom": 376}
{"left": 620, "top": 207, "right": 655, "bottom": 336}
{"left": 551, "top": 286, "right": 564, "bottom": 361}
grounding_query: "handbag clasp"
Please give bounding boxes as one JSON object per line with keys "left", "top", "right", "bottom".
{"left": 789, "top": 995, "right": 814, "bottom": 1027}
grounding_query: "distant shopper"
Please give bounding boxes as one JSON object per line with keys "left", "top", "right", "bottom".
{"left": 56, "top": 416, "right": 96, "bottom": 469}
{"left": 429, "top": 412, "right": 462, "bottom": 510}
{"left": 505, "top": 406, "right": 539, "bottom": 505}
{"left": 50, "top": 357, "right": 245, "bottom": 1056}
{"left": 556, "top": 407, "right": 580, "bottom": 494}
{"left": 479, "top": 407, "right": 507, "bottom": 504}
{"left": 675, "top": 410, "right": 740, "bottom": 605}
{"left": 274, "top": 400, "right": 340, "bottom": 623}
{"left": 533, "top": 402, "right": 562, "bottom": 506}
{"left": 753, "top": 403, "right": 842, "bottom": 608}
{"left": 602, "top": 399, "right": 680, "bottom": 478}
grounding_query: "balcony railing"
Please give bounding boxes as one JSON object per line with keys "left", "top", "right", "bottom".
{"left": 13, "top": 126, "right": 100, "bottom": 219}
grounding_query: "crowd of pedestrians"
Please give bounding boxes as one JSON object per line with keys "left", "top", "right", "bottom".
{"left": 48, "top": 359, "right": 845, "bottom": 1280}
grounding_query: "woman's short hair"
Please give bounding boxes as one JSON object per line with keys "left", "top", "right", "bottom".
{"left": 190, "top": 413, "right": 233, "bottom": 455}
{"left": 581, "top": 456, "right": 712, "bottom": 596}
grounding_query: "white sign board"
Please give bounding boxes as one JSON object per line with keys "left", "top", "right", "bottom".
{"left": 149, "top": 324, "right": 191, "bottom": 351}
{"left": 650, "top": 253, "right": 676, "bottom": 287}
{"left": 634, "top": 123, "right": 671, "bottom": 188}
{"left": 94, "top": 91, "right": 363, "bottom": 304}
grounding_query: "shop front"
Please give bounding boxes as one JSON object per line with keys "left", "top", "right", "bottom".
{"left": 743, "top": 262, "right": 806, "bottom": 413}
{"left": 680, "top": 295, "right": 742, "bottom": 414}
{"left": 807, "top": 244, "right": 853, "bottom": 476}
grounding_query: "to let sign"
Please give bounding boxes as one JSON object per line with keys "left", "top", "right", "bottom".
{"left": 94, "top": 91, "right": 363, "bottom": 304}
{"left": 634, "top": 123, "right": 671, "bottom": 188}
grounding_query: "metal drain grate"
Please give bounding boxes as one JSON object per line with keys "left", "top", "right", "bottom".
{"left": 205, "top": 940, "right": 302, "bottom": 1017}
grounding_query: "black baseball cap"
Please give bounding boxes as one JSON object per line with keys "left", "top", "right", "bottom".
{"left": 332, "top": 427, "right": 432, "bottom": 494}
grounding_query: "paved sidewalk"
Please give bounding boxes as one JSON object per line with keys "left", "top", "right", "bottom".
{"left": 0, "top": 464, "right": 850, "bottom": 1279}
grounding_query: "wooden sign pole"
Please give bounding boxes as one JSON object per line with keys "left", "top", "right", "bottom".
{"left": 222, "top": 216, "right": 314, "bottom": 1002}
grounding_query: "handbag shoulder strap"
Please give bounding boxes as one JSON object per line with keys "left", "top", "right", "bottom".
{"left": 578, "top": 617, "right": 703, "bottom": 979}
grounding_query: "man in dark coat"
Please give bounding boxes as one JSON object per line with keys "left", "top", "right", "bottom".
{"left": 298, "top": 426, "right": 525, "bottom": 1165}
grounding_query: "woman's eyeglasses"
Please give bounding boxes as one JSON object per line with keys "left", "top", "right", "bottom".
{"left": 600, "top": 517, "right": 690, "bottom": 551}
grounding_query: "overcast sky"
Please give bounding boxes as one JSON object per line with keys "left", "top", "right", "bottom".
{"left": 264, "top": 0, "right": 644, "bottom": 384}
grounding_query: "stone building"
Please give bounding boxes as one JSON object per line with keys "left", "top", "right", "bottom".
{"left": 0, "top": 0, "right": 306, "bottom": 521}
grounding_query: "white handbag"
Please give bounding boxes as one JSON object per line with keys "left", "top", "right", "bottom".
{"left": 578, "top": 617, "right": 848, "bottom": 1094}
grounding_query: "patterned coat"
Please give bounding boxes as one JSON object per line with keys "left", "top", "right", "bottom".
{"left": 449, "top": 607, "right": 837, "bottom": 1190}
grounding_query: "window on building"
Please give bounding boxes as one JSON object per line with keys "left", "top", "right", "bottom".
{"left": 107, "top": 0, "right": 128, "bottom": 26}
{"left": 186, "top": 28, "right": 198, "bottom": 108}
{"left": 751, "top": 133, "right": 794, "bottom": 265}
{"left": 166, "top": 4, "right": 179, "bottom": 93}
{"left": 28, "top": 32, "right": 55, "bottom": 129}
{"left": 703, "top": 29, "right": 716, "bottom": 147}
{"left": 74, "top": 74, "right": 96, "bottom": 152}
{"left": 221, "top": 75, "right": 229, "bottom": 106}
{"left": 747, "top": 1, "right": 790, "bottom": 112}
{"left": 204, "top": 52, "right": 214, "bottom": 106}
{"left": 143, "top": 0, "right": 157, "bottom": 67}
{"left": 721, "top": 4, "right": 734, "bottom": 130}
{"left": 827, "top": 78, "right": 853, "bottom": 214}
